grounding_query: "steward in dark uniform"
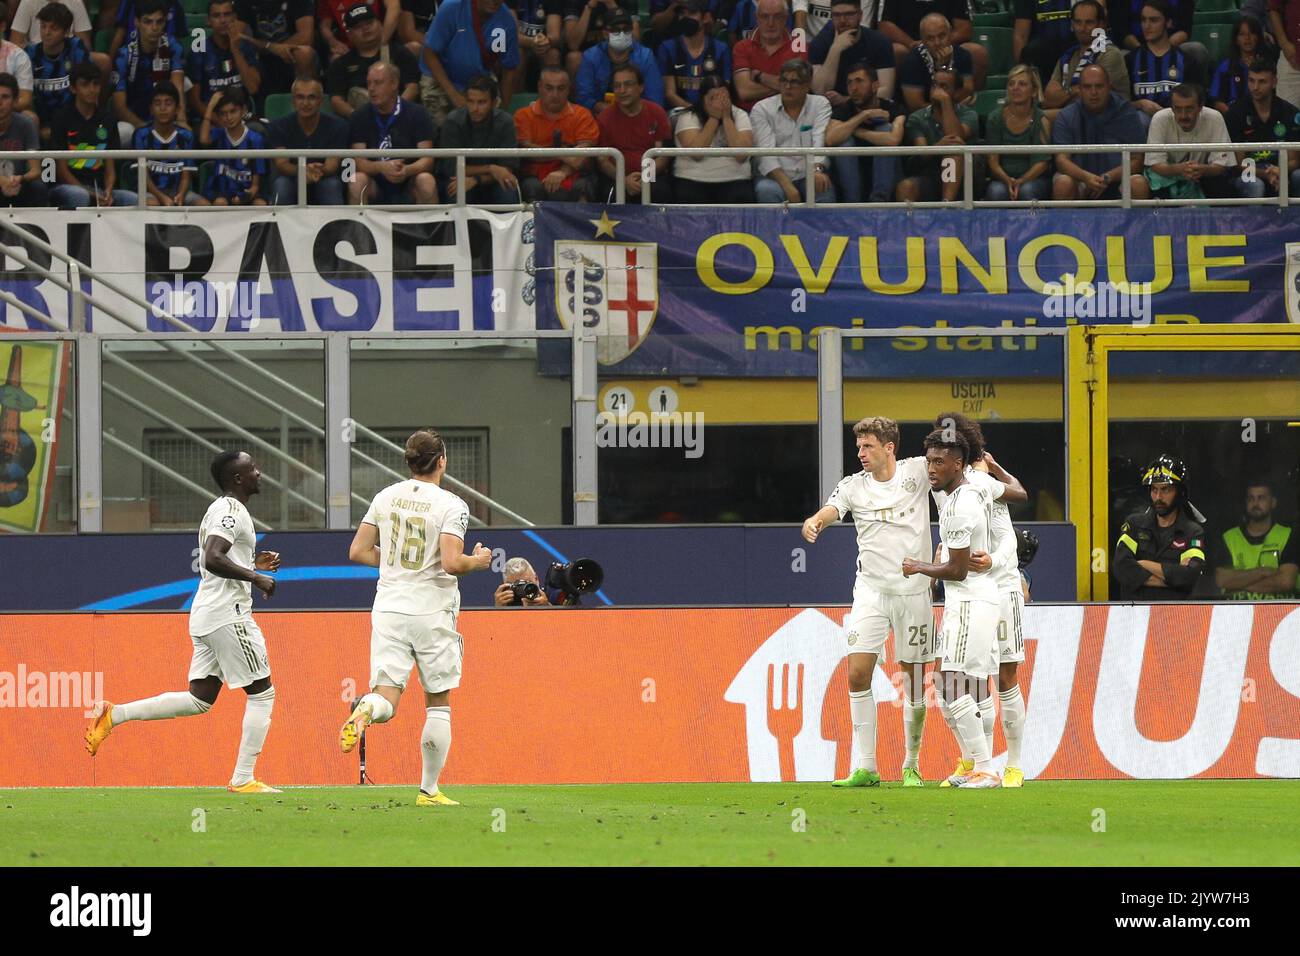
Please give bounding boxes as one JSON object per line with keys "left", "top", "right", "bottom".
{"left": 1113, "top": 454, "right": 1207, "bottom": 601}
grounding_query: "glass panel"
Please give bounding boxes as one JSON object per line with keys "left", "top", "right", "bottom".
{"left": 349, "top": 338, "right": 571, "bottom": 527}
{"left": 101, "top": 339, "right": 326, "bottom": 531}
{"left": 841, "top": 333, "right": 1067, "bottom": 521}
{"left": 0, "top": 338, "right": 76, "bottom": 533}
{"left": 1107, "top": 349, "right": 1300, "bottom": 600}
{"left": 594, "top": 330, "right": 819, "bottom": 523}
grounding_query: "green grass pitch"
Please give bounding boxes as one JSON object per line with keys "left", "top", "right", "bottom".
{"left": 2, "top": 782, "right": 1295, "bottom": 866}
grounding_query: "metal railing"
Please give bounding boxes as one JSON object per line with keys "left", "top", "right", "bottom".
{"left": 641, "top": 142, "right": 1294, "bottom": 209}
{"left": 0, "top": 213, "right": 592, "bottom": 529}
{"left": 0, "top": 147, "right": 627, "bottom": 207}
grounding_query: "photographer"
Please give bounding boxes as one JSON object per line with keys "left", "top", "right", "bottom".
{"left": 494, "top": 557, "right": 551, "bottom": 607}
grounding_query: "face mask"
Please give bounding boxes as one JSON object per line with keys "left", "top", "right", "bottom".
{"left": 608, "top": 31, "right": 633, "bottom": 52}
{"left": 678, "top": 18, "right": 701, "bottom": 37}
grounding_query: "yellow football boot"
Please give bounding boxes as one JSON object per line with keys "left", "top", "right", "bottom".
{"left": 84, "top": 701, "right": 115, "bottom": 756}
{"left": 416, "top": 790, "right": 460, "bottom": 807}
{"left": 939, "top": 758, "right": 975, "bottom": 788}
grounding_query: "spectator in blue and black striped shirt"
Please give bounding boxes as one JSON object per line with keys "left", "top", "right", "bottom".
{"left": 1209, "top": 14, "right": 1274, "bottom": 115}
{"left": 26, "top": 3, "right": 92, "bottom": 141}
{"left": 1126, "top": 0, "right": 1205, "bottom": 131}
{"left": 132, "top": 83, "right": 206, "bottom": 204}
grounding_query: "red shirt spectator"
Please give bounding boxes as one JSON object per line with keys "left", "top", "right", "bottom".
{"left": 597, "top": 96, "right": 670, "bottom": 172}
{"left": 733, "top": 0, "right": 807, "bottom": 110}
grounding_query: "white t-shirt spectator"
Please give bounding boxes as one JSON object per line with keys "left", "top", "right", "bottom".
{"left": 0, "top": 42, "right": 34, "bottom": 92}
{"left": 10, "top": 0, "right": 93, "bottom": 38}
{"left": 673, "top": 106, "right": 753, "bottom": 182}
{"left": 1144, "top": 106, "right": 1235, "bottom": 168}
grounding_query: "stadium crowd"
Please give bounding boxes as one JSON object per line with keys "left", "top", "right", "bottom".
{"left": 0, "top": 0, "right": 1293, "bottom": 205}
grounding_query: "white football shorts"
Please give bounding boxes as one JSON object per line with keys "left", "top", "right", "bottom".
{"left": 997, "top": 588, "right": 1026, "bottom": 664}
{"left": 843, "top": 583, "right": 936, "bottom": 664}
{"left": 370, "top": 609, "right": 463, "bottom": 694}
{"left": 938, "top": 599, "right": 1000, "bottom": 679}
{"left": 189, "top": 618, "right": 271, "bottom": 689}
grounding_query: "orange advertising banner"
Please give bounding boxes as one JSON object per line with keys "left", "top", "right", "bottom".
{"left": 0, "top": 604, "right": 1297, "bottom": 787}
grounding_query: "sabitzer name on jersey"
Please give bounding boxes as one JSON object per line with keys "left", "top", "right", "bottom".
{"left": 49, "top": 886, "right": 152, "bottom": 936}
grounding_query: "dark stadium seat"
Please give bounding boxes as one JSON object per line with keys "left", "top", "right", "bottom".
{"left": 264, "top": 93, "right": 293, "bottom": 120}
{"left": 984, "top": 73, "right": 1008, "bottom": 91}
{"left": 1191, "top": 24, "right": 1231, "bottom": 64}
{"left": 972, "top": 11, "right": 1012, "bottom": 29}
{"left": 93, "top": 28, "right": 112, "bottom": 53}
{"left": 183, "top": 0, "right": 209, "bottom": 14}
{"left": 974, "top": 26, "right": 1014, "bottom": 76}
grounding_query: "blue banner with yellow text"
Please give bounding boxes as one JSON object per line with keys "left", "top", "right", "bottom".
{"left": 534, "top": 205, "right": 1299, "bottom": 377}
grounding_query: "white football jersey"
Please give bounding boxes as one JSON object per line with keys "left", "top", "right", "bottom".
{"left": 937, "top": 481, "right": 998, "bottom": 604}
{"left": 825, "top": 455, "right": 931, "bottom": 595}
{"left": 933, "top": 469, "right": 1019, "bottom": 593}
{"left": 190, "top": 496, "right": 257, "bottom": 636}
{"left": 363, "top": 479, "right": 470, "bottom": 616}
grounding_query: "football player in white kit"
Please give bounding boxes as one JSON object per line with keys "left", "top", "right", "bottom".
{"left": 902, "top": 429, "right": 1002, "bottom": 789}
{"left": 340, "top": 429, "right": 492, "bottom": 806}
{"left": 802, "top": 416, "right": 935, "bottom": 788}
{"left": 84, "top": 451, "right": 284, "bottom": 794}
{"left": 931, "top": 412, "right": 1029, "bottom": 788}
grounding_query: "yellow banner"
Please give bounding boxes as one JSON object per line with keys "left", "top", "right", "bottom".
{"left": 0, "top": 340, "right": 68, "bottom": 533}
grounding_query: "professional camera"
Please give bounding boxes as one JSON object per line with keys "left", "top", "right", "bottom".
{"left": 545, "top": 559, "right": 604, "bottom": 606}
{"left": 1016, "top": 529, "right": 1040, "bottom": 568}
{"left": 507, "top": 580, "right": 540, "bottom": 605}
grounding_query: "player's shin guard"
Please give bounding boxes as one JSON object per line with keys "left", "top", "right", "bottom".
{"left": 849, "top": 689, "right": 877, "bottom": 773}
{"left": 230, "top": 687, "right": 275, "bottom": 787}
{"left": 359, "top": 692, "right": 394, "bottom": 723}
{"left": 902, "top": 695, "right": 926, "bottom": 770}
{"left": 421, "top": 706, "right": 452, "bottom": 795}
{"left": 938, "top": 695, "right": 971, "bottom": 760}
{"left": 999, "top": 685, "right": 1026, "bottom": 769}
{"left": 949, "top": 694, "right": 992, "bottom": 773}
{"left": 114, "top": 692, "right": 211, "bottom": 723}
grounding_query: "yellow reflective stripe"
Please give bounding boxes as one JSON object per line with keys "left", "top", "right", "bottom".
{"left": 1181, "top": 548, "right": 1206, "bottom": 564}
{"left": 1118, "top": 533, "right": 1138, "bottom": 554}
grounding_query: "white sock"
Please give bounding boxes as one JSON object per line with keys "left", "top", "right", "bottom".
{"left": 938, "top": 694, "right": 971, "bottom": 761}
{"left": 902, "top": 695, "right": 926, "bottom": 770}
{"left": 848, "top": 690, "right": 877, "bottom": 773}
{"left": 114, "top": 691, "right": 210, "bottom": 724}
{"left": 950, "top": 694, "right": 992, "bottom": 773}
{"left": 421, "top": 706, "right": 452, "bottom": 794}
{"left": 981, "top": 694, "right": 996, "bottom": 760}
{"left": 230, "top": 687, "right": 275, "bottom": 787}
{"left": 359, "top": 692, "right": 394, "bottom": 723}
{"left": 1000, "top": 685, "right": 1026, "bottom": 770}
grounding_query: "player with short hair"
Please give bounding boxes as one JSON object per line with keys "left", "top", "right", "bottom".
{"left": 902, "top": 428, "right": 1001, "bottom": 789}
{"left": 341, "top": 428, "right": 492, "bottom": 806}
{"left": 930, "top": 412, "right": 1029, "bottom": 788}
{"left": 802, "top": 415, "right": 934, "bottom": 788}
{"left": 84, "top": 450, "right": 283, "bottom": 794}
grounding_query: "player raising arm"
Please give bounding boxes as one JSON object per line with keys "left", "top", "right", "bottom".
{"left": 341, "top": 428, "right": 491, "bottom": 807}
{"left": 802, "top": 416, "right": 934, "bottom": 788}
{"left": 85, "top": 451, "right": 283, "bottom": 794}
{"left": 902, "top": 429, "right": 1002, "bottom": 789}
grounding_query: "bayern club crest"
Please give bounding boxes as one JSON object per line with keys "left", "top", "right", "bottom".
{"left": 902, "top": 477, "right": 919, "bottom": 493}
{"left": 554, "top": 241, "right": 659, "bottom": 365}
